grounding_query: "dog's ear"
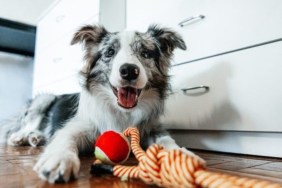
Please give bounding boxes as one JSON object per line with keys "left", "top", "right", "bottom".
{"left": 71, "top": 25, "right": 108, "bottom": 76}
{"left": 71, "top": 25, "right": 108, "bottom": 47}
{"left": 146, "top": 24, "right": 186, "bottom": 56}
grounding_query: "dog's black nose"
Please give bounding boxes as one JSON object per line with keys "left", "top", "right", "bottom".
{"left": 119, "top": 63, "right": 140, "bottom": 81}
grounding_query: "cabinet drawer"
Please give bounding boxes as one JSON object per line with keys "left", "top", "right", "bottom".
{"left": 161, "top": 41, "right": 282, "bottom": 131}
{"left": 127, "top": 0, "right": 282, "bottom": 64}
{"left": 36, "top": 0, "right": 99, "bottom": 53}
{"left": 34, "top": 14, "right": 99, "bottom": 88}
{"left": 33, "top": 33, "right": 84, "bottom": 88}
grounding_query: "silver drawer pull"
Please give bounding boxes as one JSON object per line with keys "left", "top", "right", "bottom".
{"left": 181, "top": 85, "right": 209, "bottom": 94}
{"left": 178, "top": 15, "right": 205, "bottom": 27}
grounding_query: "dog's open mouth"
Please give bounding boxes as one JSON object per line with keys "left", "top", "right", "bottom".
{"left": 111, "top": 86, "right": 142, "bottom": 109}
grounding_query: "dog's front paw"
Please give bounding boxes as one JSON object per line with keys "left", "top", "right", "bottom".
{"left": 33, "top": 150, "right": 80, "bottom": 183}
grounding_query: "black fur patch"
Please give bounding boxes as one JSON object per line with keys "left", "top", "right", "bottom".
{"left": 148, "top": 75, "right": 170, "bottom": 100}
{"left": 47, "top": 93, "right": 79, "bottom": 135}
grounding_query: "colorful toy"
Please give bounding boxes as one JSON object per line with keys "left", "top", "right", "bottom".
{"left": 94, "top": 130, "right": 130, "bottom": 165}
{"left": 91, "top": 127, "right": 282, "bottom": 188}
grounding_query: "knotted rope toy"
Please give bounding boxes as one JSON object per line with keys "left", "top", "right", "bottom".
{"left": 91, "top": 127, "right": 282, "bottom": 188}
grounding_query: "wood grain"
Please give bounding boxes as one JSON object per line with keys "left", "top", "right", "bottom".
{"left": 0, "top": 145, "right": 281, "bottom": 187}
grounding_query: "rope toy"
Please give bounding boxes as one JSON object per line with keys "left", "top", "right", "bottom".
{"left": 91, "top": 127, "right": 282, "bottom": 188}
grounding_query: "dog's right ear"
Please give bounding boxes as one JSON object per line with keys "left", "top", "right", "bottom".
{"left": 71, "top": 25, "right": 108, "bottom": 47}
{"left": 71, "top": 25, "right": 108, "bottom": 76}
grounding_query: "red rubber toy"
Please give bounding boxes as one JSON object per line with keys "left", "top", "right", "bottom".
{"left": 94, "top": 130, "right": 130, "bottom": 165}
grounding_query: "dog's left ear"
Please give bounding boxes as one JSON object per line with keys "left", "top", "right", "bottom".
{"left": 146, "top": 25, "right": 186, "bottom": 56}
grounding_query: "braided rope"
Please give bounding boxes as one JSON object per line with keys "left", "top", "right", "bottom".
{"left": 113, "top": 127, "right": 282, "bottom": 188}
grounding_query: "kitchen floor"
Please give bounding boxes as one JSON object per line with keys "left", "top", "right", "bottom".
{"left": 0, "top": 144, "right": 281, "bottom": 188}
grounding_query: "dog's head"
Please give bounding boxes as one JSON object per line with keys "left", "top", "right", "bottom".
{"left": 71, "top": 25, "right": 186, "bottom": 110}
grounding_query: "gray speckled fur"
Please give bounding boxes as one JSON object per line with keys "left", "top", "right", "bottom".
{"left": 2, "top": 25, "right": 200, "bottom": 184}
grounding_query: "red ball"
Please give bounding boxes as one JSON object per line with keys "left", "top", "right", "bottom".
{"left": 94, "top": 130, "right": 130, "bottom": 164}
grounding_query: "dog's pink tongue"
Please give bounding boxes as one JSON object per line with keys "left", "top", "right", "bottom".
{"left": 118, "top": 87, "right": 137, "bottom": 108}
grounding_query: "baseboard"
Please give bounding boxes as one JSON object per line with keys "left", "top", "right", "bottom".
{"left": 169, "top": 130, "right": 282, "bottom": 158}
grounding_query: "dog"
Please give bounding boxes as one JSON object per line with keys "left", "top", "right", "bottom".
{"left": 1, "top": 24, "right": 204, "bottom": 183}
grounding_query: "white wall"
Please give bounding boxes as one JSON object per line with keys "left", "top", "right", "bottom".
{"left": 100, "top": 0, "right": 126, "bottom": 32}
{"left": 0, "top": 0, "right": 56, "bottom": 25}
{"left": 0, "top": 52, "right": 33, "bottom": 120}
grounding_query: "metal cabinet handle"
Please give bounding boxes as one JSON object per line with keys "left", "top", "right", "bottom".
{"left": 178, "top": 15, "right": 205, "bottom": 27}
{"left": 181, "top": 85, "right": 209, "bottom": 94}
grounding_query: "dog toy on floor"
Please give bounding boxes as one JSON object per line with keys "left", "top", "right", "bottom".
{"left": 94, "top": 130, "right": 131, "bottom": 164}
{"left": 91, "top": 127, "right": 281, "bottom": 188}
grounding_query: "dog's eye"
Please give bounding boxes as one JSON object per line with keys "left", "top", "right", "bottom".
{"left": 141, "top": 51, "right": 152, "bottom": 59}
{"left": 106, "top": 48, "right": 115, "bottom": 57}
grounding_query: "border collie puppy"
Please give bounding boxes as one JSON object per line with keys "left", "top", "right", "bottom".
{"left": 2, "top": 25, "right": 204, "bottom": 183}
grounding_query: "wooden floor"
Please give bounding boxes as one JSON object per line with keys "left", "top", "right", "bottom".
{"left": 0, "top": 144, "right": 282, "bottom": 188}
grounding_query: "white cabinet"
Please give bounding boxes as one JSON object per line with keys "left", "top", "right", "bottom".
{"left": 127, "top": 1, "right": 282, "bottom": 156}
{"left": 33, "top": 15, "right": 99, "bottom": 91}
{"left": 127, "top": 0, "right": 282, "bottom": 64}
{"left": 33, "top": 0, "right": 126, "bottom": 96}
{"left": 127, "top": 0, "right": 282, "bottom": 132}
{"left": 33, "top": 0, "right": 100, "bottom": 95}
{"left": 161, "top": 42, "right": 282, "bottom": 132}
{"left": 36, "top": 0, "right": 99, "bottom": 54}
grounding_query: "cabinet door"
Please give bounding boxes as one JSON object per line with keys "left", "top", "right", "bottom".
{"left": 33, "top": 14, "right": 99, "bottom": 95}
{"left": 161, "top": 42, "right": 282, "bottom": 132}
{"left": 127, "top": 0, "right": 282, "bottom": 64}
{"left": 36, "top": 0, "right": 99, "bottom": 53}
{"left": 33, "top": 32, "right": 83, "bottom": 90}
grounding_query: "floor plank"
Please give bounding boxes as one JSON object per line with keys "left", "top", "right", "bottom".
{"left": 0, "top": 145, "right": 281, "bottom": 187}
{"left": 208, "top": 159, "right": 270, "bottom": 171}
{"left": 252, "top": 162, "right": 282, "bottom": 172}
{"left": 239, "top": 168, "right": 282, "bottom": 180}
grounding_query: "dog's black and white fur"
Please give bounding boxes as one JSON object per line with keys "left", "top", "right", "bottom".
{"left": 1, "top": 25, "right": 204, "bottom": 183}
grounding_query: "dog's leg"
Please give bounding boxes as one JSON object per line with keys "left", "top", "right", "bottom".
{"left": 155, "top": 135, "right": 195, "bottom": 154}
{"left": 33, "top": 119, "right": 97, "bottom": 183}
{"left": 7, "top": 94, "right": 56, "bottom": 147}
{"left": 147, "top": 128, "right": 206, "bottom": 165}
{"left": 156, "top": 135, "right": 206, "bottom": 165}
{"left": 8, "top": 114, "right": 45, "bottom": 147}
